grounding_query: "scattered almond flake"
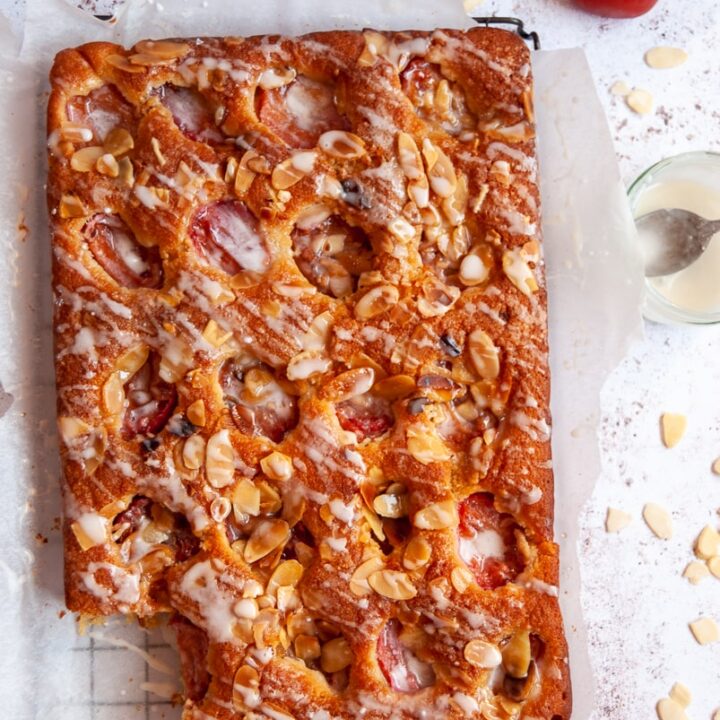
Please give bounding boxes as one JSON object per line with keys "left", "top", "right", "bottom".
{"left": 669, "top": 682, "right": 691, "bottom": 708}
{"left": 712, "top": 457, "right": 720, "bottom": 475}
{"left": 626, "top": 88, "right": 654, "bottom": 115}
{"left": 656, "top": 697, "right": 688, "bottom": 720}
{"left": 605, "top": 507, "right": 632, "bottom": 533}
{"left": 688, "top": 616, "right": 719, "bottom": 645}
{"left": 610, "top": 80, "right": 631, "bottom": 96}
{"left": 645, "top": 46, "right": 688, "bottom": 69}
{"left": 708, "top": 556, "right": 720, "bottom": 578}
{"left": 660, "top": 412, "right": 687, "bottom": 448}
{"left": 714, "top": 709, "right": 720, "bottom": 720}
{"left": 682, "top": 560, "right": 710, "bottom": 585}
{"left": 694, "top": 525, "right": 720, "bottom": 560}
{"left": 642, "top": 503, "right": 673, "bottom": 539}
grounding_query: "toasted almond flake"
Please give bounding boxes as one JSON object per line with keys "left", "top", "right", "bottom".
{"left": 71, "top": 515, "right": 108, "bottom": 551}
{"left": 182, "top": 435, "right": 206, "bottom": 470}
{"left": 627, "top": 88, "right": 654, "bottom": 115}
{"left": 464, "top": 639, "right": 502, "bottom": 669}
{"left": 708, "top": 556, "right": 720, "bottom": 578}
{"left": 358, "top": 30, "right": 388, "bottom": 67}
{"left": 661, "top": 413, "right": 687, "bottom": 448}
{"left": 467, "top": 329, "right": 500, "bottom": 380}
{"left": 59, "top": 194, "right": 87, "bottom": 218}
{"left": 115, "top": 345, "right": 149, "bottom": 377}
{"left": 368, "top": 569, "right": 417, "bottom": 600}
{"left": 645, "top": 46, "right": 688, "bottom": 69}
{"left": 117, "top": 156, "right": 134, "bottom": 187}
{"left": 682, "top": 560, "right": 710, "bottom": 585}
{"left": 694, "top": 525, "right": 720, "bottom": 560}
{"left": 202, "top": 319, "right": 233, "bottom": 348}
{"left": 354, "top": 284, "right": 399, "bottom": 320}
{"left": 451, "top": 566, "right": 474, "bottom": 593}
{"left": 60, "top": 124, "right": 93, "bottom": 143}
{"left": 688, "top": 616, "right": 719, "bottom": 645}
{"left": 301, "top": 311, "right": 333, "bottom": 352}
{"left": 398, "top": 132, "right": 423, "bottom": 180}
{"left": 96, "top": 153, "right": 119, "bottom": 178}
{"left": 422, "top": 138, "right": 457, "bottom": 198}
{"left": 272, "top": 152, "right": 317, "bottom": 190}
{"left": 373, "top": 493, "right": 408, "bottom": 519}
{"left": 610, "top": 80, "right": 631, "bottom": 96}
{"left": 210, "top": 496, "right": 231, "bottom": 522}
{"left": 669, "top": 683, "right": 691, "bottom": 709}
{"left": 321, "top": 367, "right": 375, "bottom": 402}
{"left": 712, "top": 457, "right": 720, "bottom": 475}
{"left": 605, "top": 507, "right": 632, "bottom": 533}
{"left": 71, "top": 146, "right": 105, "bottom": 172}
{"left": 503, "top": 247, "right": 538, "bottom": 297}
{"left": 295, "top": 634, "right": 321, "bottom": 661}
{"left": 258, "top": 66, "right": 296, "bottom": 90}
{"left": 413, "top": 500, "right": 457, "bottom": 530}
{"left": 106, "top": 54, "right": 146, "bottom": 73}
{"left": 103, "top": 127, "right": 134, "bottom": 157}
{"left": 134, "top": 39, "right": 190, "bottom": 60}
{"left": 205, "top": 430, "right": 234, "bottom": 487}
{"left": 657, "top": 698, "right": 688, "bottom": 720}
{"left": 643, "top": 503, "right": 673, "bottom": 539}
{"left": 388, "top": 216, "right": 416, "bottom": 242}
{"left": 260, "top": 451, "right": 293, "bottom": 482}
{"left": 402, "top": 536, "right": 432, "bottom": 571}
{"left": 151, "top": 137, "right": 166, "bottom": 165}
{"left": 349, "top": 556, "right": 385, "bottom": 596}
{"left": 407, "top": 426, "right": 451, "bottom": 465}
{"left": 102, "top": 372, "right": 125, "bottom": 416}
{"left": 319, "top": 130, "right": 366, "bottom": 159}
{"left": 244, "top": 519, "right": 290, "bottom": 564}
{"left": 287, "top": 350, "right": 330, "bottom": 381}
{"left": 459, "top": 252, "right": 490, "bottom": 286}
{"left": 320, "top": 637, "right": 353, "bottom": 673}
{"left": 233, "top": 478, "right": 261, "bottom": 517}
{"left": 267, "top": 559, "right": 304, "bottom": 595}
{"left": 373, "top": 374, "right": 415, "bottom": 400}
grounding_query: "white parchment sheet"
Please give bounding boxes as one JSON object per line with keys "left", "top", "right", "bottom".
{"left": 0, "top": 1, "right": 643, "bottom": 717}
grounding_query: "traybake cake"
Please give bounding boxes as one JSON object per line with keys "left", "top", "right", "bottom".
{"left": 48, "top": 26, "right": 571, "bottom": 720}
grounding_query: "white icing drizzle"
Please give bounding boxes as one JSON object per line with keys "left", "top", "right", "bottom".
{"left": 80, "top": 562, "right": 141, "bottom": 608}
{"left": 458, "top": 529, "right": 505, "bottom": 566}
{"left": 509, "top": 410, "right": 551, "bottom": 442}
{"left": 524, "top": 578, "right": 559, "bottom": 597}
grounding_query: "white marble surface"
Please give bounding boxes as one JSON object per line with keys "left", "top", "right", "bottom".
{"left": 473, "top": 1, "right": 720, "bottom": 717}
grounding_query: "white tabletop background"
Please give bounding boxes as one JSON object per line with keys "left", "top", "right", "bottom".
{"left": 471, "top": 1, "right": 720, "bottom": 717}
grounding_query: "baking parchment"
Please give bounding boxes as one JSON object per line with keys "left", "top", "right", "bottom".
{"left": 0, "top": 1, "right": 643, "bottom": 717}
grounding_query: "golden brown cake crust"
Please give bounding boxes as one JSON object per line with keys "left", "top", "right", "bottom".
{"left": 48, "top": 27, "right": 571, "bottom": 720}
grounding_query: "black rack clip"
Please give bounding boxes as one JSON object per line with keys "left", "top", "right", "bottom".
{"left": 472, "top": 16, "right": 541, "bottom": 50}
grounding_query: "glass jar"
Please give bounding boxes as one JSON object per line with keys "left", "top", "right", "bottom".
{"left": 627, "top": 151, "right": 720, "bottom": 325}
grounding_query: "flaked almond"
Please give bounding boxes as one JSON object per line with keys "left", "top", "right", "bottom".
{"left": 115, "top": 344, "right": 149, "bottom": 378}
{"left": 96, "top": 153, "right": 119, "bottom": 178}
{"left": 661, "top": 413, "right": 687, "bottom": 448}
{"left": 354, "top": 284, "right": 399, "bottom": 320}
{"left": 669, "top": 683, "right": 692, "bottom": 708}
{"left": 605, "top": 507, "right": 632, "bottom": 533}
{"left": 398, "top": 132, "right": 423, "bottom": 180}
{"left": 296, "top": 203, "right": 332, "bottom": 230}
{"left": 656, "top": 698, "right": 687, "bottom": 720}
{"left": 183, "top": 435, "right": 206, "bottom": 470}
{"left": 403, "top": 535, "right": 432, "bottom": 571}
{"left": 106, "top": 54, "right": 146, "bottom": 74}
{"left": 373, "top": 493, "right": 408, "bottom": 519}
{"left": 388, "top": 216, "right": 416, "bottom": 243}
{"left": 709, "top": 556, "right": 720, "bottom": 579}
{"left": 451, "top": 566, "right": 474, "bottom": 593}
{"left": 712, "top": 457, "right": 720, "bottom": 475}
{"left": 464, "top": 639, "right": 502, "bottom": 669}
{"left": 260, "top": 451, "right": 293, "bottom": 482}
{"left": 368, "top": 568, "right": 417, "bottom": 600}
{"left": 349, "top": 555, "right": 385, "bottom": 597}
{"left": 71, "top": 146, "right": 105, "bottom": 172}
{"left": 459, "top": 250, "right": 491, "bottom": 286}
{"left": 694, "top": 525, "right": 720, "bottom": 560}
{"left": 244, "top": 518, "right": 290, "bottom": 564}
{"left": 287, "top": 350, "right": 330, "bottom": 381}
{"left": 271, "top": 151, "right": 317, "bottom": 190}
{"left": 202, "top": 318, "right": 233, "bottom": 348}
{"left": 205, "top": 429, "right": 235, "bottom": 487}
{"left": 407, "top": 426, "right": 451, "bottom": 465}
{"left": 102, "top": 372, "right": 125, "bottom": 416}
{"left": 186, "top": 399, "right": 206, "bottom": 427}
{"left": 413, "top": 500, "right": 457, "bottom": 530}
{"left": 319, "top": 130, "right": 366, "bottom": 159}
{"left": 503, "top": 247, "right": 538, "bottom": 297}
{"left": 409, "top": 174, "right": 429, "bottom": 208}
{"left": 683, "top": 560, "right": 710, "bottom": 585}
{"left": 321, "top": 367, "right": 374, "bottom": 402}
{"left": 117, "top": 156, "right": 134, "bottom": 187}
{"left": 321, "top": 637, "right": 353, "bottom": 673}
{"left": 295, "top": 634, "right": 321, "bottom": 661}
{"left": 467, "top": 328, "right": 500, "bottom": 380}
{"left": 643, "top": 503, "right": 673, "bottom": 539}
{"left": 59, "top": 194, "right": 87, "bottom": 218}
{"left": 645, "top": 46, "right": 688, "bottom": 69}
{"left": 151, "top": 136, "right": 166, "bottom": 165}
{"left": 373, "top": 374, "right": 415, "bottom": 401}
{"left": 103, "top": 127, "right": 134, "bottom": 157}
{"left": 301, "top": 310, "right": 333, "bottom": 352}
{"left": 267, "top": 559, "right": 304, "bottom": 596}
{"left": 422, "top": 139, "right": 457, "bottom": 198}
{"left": 626, "top": 88, "right": 654, "bottom": 115}
{"left": 233, "top": 478, "right": 261, "bottom": 517}
{"left": 60, "top": 124, "right": 93, "bottom": 143}
{"left": 258, "top": 66, "right": 296, "bottom": 90}
{"left": 134, "top": 39, "right": 190, "bottom": 60}
{"left": 688, "top": 616, "right": 719, "bottom": 645}
{"left": 610, "top": 80, "right": 631, "bottom": 97}
{"left": 232, "top": 664, "right": 260, "bottom": 711}
{"left": 502, "top": 629, "right": 531, "bottom": 678}
{"left": 358, "top": 30, "right": 389, "bottom": 66}
{"left": 442, "top": 173, "right": 468, "bottom": 226}
{"left": 210, "top": 496, "right": 231, "bottom": 522}
{"left": 71, "top": 513, "right": 108, "bottom": 551}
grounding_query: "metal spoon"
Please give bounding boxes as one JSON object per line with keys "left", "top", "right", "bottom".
{"left": 636, "top": 208, "right": 720, "bottom": 277}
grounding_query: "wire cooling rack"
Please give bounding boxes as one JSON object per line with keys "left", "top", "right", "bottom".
{"left": 66, "top": 621, "right": 182, "bottom": 720}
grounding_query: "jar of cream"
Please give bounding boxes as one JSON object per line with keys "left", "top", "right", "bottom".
{"left": 628, "top": 151, "right": 720, "bottom": 324}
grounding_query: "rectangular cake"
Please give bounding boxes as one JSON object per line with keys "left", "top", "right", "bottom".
{"left": 48, "top": 27, "right": 571, "bottom": 719}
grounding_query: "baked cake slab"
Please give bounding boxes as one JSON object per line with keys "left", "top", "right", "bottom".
{"left": 48, "top": 27, "right": 571, "bottom": 720}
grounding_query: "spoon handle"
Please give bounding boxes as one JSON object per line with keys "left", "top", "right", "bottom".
{"left": 705, "top": 219, "right": 720, "bottom": 237}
